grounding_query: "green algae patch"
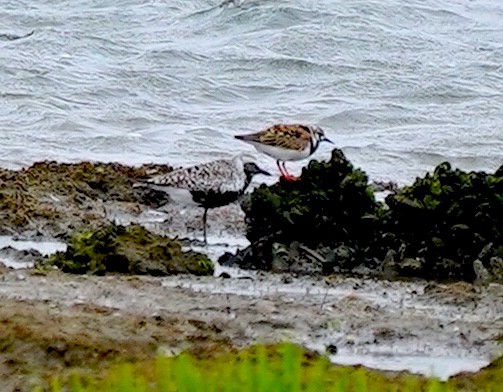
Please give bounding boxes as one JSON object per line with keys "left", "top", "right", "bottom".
{"left": 45, "top": 224, "right": 214, "bottom": 276}
{"left": 38, "top": 343, "right": 503, "bottom": 392}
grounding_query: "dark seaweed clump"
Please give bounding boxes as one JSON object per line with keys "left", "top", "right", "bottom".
{"left": 222, "top": 148, "right": 503, "bottom": 282}
{"left": 225, "top": 149, "right": 382, "bottom": 273}
{"left": 44, "top": 224, "right": 214, "bottom": 276}
{"left": 382, "top": 162, "right": 503, "bottom": 281}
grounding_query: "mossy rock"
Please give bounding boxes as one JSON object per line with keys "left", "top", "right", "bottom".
{"left": 383, "top": 162, "right": 503, "bottom": 281}
{"left": 230, "top": 149, "right": 382, "bottom": 272}
{"left": 44, "top": 224, "right": 214, "bottom": 276}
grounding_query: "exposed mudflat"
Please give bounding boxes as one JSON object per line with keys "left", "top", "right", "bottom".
{"left": 0, "top": 160, "right": 501, "bottom": 390}
{"left": 0, "top": 265, "right": 501, "bottom": 389}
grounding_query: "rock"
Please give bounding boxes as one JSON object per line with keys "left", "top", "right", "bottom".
{"left": 281, "top": 275, "right": 293, "bottom": 284}
{"left": 328, "top": 245, "right": 356, "bottom": 271}
{"left": 271, "top": 243, "right": 290, "bottom": 273}
{"left": 134, "top": 260, "right": 168, "bottom": 276}
{"left": 478, "top": 243, "right": 494, "bottom": 261}
{"left": 218, "top": 252, "right": 236, "bottom": 267}
{"left": 217, "top": 245, "right": 262, "bottom": 270}
{"left": 473, "top": 259, "right": 491, "bottom": 286}
{"left": 245, "top": 149, "right": 379, "bottom": 247}
{"left": 379, "top": 249, "right": 399, "bottom": 280}
{"left": 326, "top": 344, "right": 338, "bottom": 355}
{"left": 489, "top": 257, "right": 503, "bottom": 283}
{"left": 289, "top": 244, "right": 327, "bottom": 275}
{"left": 371, "top": 180, "right": 399, "bottom": 192}
{"left": 399, "top": 258, "right": 423, "bottom": 276}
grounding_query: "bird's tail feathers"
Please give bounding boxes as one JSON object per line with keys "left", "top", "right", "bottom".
{"left": 132, "top": 180, "right": 149, "bottom": 189}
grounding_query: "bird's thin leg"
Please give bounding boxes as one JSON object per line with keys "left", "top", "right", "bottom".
{"left": 203, "top": 208, "right": 208, "bottom": 245}
{"left": 276, "top": 160, "right": 287, "bottom": 178}
{"left": 280, "top": 161, "right": 298, "bottom": 182}
{"left": 281, "top": 161, "right": 290, "bottom": 176}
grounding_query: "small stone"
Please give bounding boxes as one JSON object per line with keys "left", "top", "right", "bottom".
{"left": 327, "top": 319, "right": 341, "bottom": 331}
{"left": 157, "top": 345, "right": 182, "bottom": 358}
{"left": 400, "top": 258, "right": 423, "bottom": 275}
{"left": 282, "top": 275, "right": 293, "bottom": 284}
{"left": 473, "top": 259, "right": 491, "bottom": 285}
{"left": 326, "top": 344, "right": 338, "bottom": 355}
{"left": 271, "top": 243, "right": 290, "bottom": 273}
{"left": 380, "top": 249, "right": 398, "bottom": 280}
{"left": 478, "top": 243, "right": 494, "bottom": 260}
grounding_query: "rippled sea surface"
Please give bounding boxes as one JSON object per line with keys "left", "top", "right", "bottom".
{"left": 1, "top": 0, "right": 502, "bottom": 183}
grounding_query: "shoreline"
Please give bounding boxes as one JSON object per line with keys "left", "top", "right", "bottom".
{"left": 0, "top": 158, "right": 501, "bottom": 389}
{"left": 0, "top": 265, "right": 501, "bottom": 387}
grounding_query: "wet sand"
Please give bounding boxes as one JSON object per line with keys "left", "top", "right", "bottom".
{"left": 0, "top": 264, "right": 501, "bottom": 389}
{"left": 0, "top": 164, "right": 500, "bottom": 390}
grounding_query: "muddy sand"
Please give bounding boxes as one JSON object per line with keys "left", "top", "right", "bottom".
{"left": 0, "top": 257, "right": 502, "bottom": 389}
{"left": 0, "top": 161, "right": 501, "bottom": 390}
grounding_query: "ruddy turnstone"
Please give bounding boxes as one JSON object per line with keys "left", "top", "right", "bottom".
{"left": 235, "top": 124, "right": 333, "bottom": 181}
{"left": 134, "top": 155, "right": 270, "bottom": 244}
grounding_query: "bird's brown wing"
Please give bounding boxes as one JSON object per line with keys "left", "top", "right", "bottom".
{"left": 236, "top": 124, "right": 311, "bottom": 151}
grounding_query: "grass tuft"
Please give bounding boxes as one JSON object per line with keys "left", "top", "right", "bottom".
{"left": 37, "top": 343, "right": 502, "bottom": 392}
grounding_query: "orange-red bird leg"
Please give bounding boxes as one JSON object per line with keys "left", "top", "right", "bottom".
{"left": 279, "top": 161, "right": 298, "bottom": 182}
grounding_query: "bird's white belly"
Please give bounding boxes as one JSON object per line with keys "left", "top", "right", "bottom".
{"left": 150, "top": 185, "right": 200, "bottom": 207}
{"left": 249, "top": 142, "right": 311, "bottom": 162}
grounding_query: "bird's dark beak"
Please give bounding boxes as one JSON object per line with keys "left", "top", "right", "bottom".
{"left": 257, "top": 167, "right": 271, "bottom": 176}
{"left": 323, "top": 136, "right": 334, "bottom": 144}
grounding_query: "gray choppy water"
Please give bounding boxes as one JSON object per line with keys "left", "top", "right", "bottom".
{"left": 1, "top": 0, "right": 502, "bottom": 183}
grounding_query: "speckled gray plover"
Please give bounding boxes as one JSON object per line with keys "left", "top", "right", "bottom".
{"left": 134, "top": 155, "right": 270, "bottom": 244}
{"left": 235, "top": 124, "right": 333, "bottom": 181}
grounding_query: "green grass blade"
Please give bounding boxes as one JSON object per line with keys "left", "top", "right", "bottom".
{"left": 280, "top": 343, "right": 302, "bottom": 392}
{"left": 354, "top": 369, "right": 368, "bottom": 392}
{"left": 305, "top": 354, "right": 327, "bottom": 392}
{"left": 173, "top": 353, "right": 205, "bottom": 392}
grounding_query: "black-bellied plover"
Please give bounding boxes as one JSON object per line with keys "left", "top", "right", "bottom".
{"left": 135, "top": 155, "right": 270, "bottom": 244}
{"left": 235, "top": 124, "right": 333, "bottom": 181}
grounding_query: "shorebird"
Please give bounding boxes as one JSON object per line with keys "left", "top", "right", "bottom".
{"left": 235, "top": 124, "right": 333, "bottom": 181}
{"left": 134, "top": 155, "right": 270, "bottom": 244}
